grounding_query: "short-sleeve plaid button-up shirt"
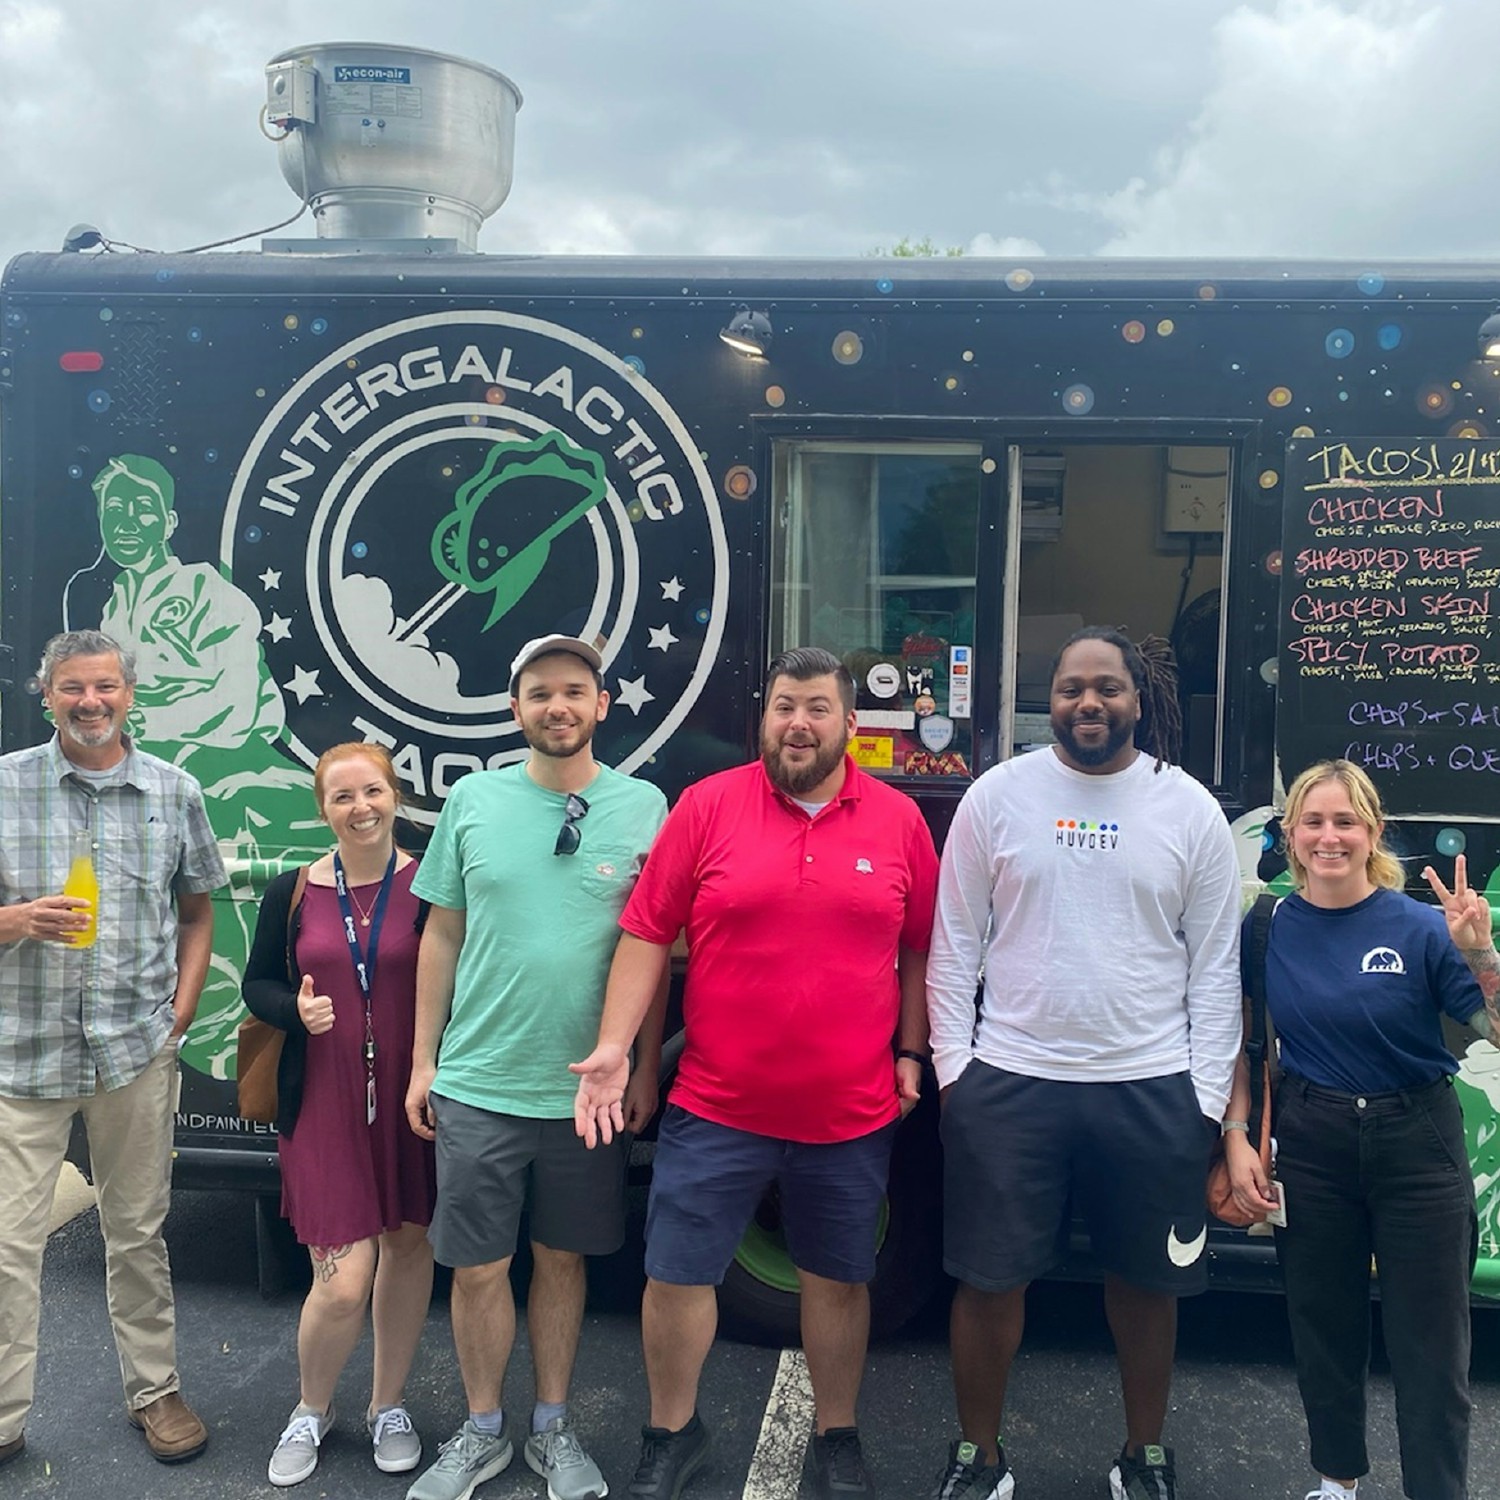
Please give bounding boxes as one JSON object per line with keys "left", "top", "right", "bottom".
{"left": 0, "top": 736, "right": 227, "bottom": 1098}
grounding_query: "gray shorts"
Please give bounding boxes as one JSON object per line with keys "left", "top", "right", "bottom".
{"left": 428, "top": 1092, "right": 629, "bottom": 1268}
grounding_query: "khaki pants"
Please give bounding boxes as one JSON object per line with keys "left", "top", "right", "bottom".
{"left": 0, "top": 1040, "right": 181, "bottom": 1442}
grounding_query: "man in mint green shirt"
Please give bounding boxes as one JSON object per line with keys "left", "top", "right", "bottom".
{"left": 404, "top": 634, "right": 667, "bottom": 1500}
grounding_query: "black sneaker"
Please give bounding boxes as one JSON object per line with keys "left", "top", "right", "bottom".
{"left": 933, "top": 1440, "right": 1014, "bottom": 1500}
{"left": 810, "top": 1426, "right": 874, "bottom": 1497}
{"left": 1109, "top": 1444, "right": 1176, "bottom": 1500}
{"left": 627, "top": 1415, "right": 710, "bottom": 1499}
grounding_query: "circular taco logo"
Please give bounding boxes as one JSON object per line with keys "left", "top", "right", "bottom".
{"left": 223, "top": 311, "right": 727, "bottom": 818}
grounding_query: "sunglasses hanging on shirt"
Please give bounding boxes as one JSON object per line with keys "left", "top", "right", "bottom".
{"left": 554, "top": 793, "right": 590, "bottom": 857}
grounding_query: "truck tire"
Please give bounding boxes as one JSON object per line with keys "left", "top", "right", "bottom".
{"left": 715, "top": 1084, "right": 945, "bottom": 1347}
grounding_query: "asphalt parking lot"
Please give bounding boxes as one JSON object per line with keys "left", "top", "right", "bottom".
{"left": 13, "top": 1187, "right": 1500, "bottom": 1499}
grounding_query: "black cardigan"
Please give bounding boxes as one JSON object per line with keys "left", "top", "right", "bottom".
{"left": 241, "top": 866, "right": 428, "bottom": 1139}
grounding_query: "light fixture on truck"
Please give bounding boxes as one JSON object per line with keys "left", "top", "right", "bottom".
{"left": 1479, "top": 310, "right": 1500, "bottom": 358}
{"left": 719, "top": 307, "right": 773, "bottom": 359}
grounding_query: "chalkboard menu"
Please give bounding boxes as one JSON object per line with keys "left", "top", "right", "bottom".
{"left": 1279, "top": 438, "right": 1500, "bottom": 819}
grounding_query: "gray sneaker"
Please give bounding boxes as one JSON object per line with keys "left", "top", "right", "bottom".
{"left": 405, "top": 1420, "right": 514, "bottom": 1500}
{"left": 369, "top": 1405, "right": 422, "bottom": 1474}
{"left": 269, "top": 1403, "right": 333, "bottom": 1488}
{"left": 524, "top": 1415, "right": 609, "bottom": 1500}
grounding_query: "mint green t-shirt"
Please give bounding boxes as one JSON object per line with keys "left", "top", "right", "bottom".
{"left": 412, "top": 762, "right": 668, "bottom": 1117}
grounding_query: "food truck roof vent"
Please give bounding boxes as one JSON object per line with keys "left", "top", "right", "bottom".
{"left": 264, "top": 42, "right": 522, "bottom": 253}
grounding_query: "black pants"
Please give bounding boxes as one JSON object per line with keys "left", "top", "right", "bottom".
{"left": 1274, "top": 1074, "right": 1477, "bottom": 1500}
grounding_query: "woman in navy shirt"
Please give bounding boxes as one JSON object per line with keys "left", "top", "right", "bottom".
{"left": 1225, "top": 759, "right": 1498, "bottom": 1500}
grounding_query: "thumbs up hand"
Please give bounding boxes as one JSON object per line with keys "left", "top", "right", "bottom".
{"left": 297, "top": 974, "right": 335, "bottom": 1035}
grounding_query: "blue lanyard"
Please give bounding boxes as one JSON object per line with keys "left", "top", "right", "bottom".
{"left": 333, "top": 848, "right": 396, "bottom": 1070}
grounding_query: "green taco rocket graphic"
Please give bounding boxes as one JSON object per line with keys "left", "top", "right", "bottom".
{"left": 431, "top": 431, "right": 610, "bottom": 630}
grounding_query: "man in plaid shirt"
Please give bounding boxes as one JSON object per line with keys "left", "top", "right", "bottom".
{"left": 0, "top": 630, "right": 225, "bottom": 1470}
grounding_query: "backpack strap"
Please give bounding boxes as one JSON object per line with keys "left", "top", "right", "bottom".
{"left": 1243, "top": 891, "right": 1277, "bottom": 1145}
{"left": 285, "top": 864, "right": 311, "bottom": 988}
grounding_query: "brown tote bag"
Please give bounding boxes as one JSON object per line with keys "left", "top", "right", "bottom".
{"left": 236, "top": 866, "right": 310, "bottom": 1124}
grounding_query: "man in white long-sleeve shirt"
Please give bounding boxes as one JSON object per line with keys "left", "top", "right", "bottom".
{"left": 926, "top": 628, "right": 1241, "bottom": 1500}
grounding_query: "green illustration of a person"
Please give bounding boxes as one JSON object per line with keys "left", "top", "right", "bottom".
{"left": 93, "top": 455, "right": 324, "bottom": 1079}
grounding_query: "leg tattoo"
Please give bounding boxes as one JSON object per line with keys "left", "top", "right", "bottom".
{"left": 310, "top": 1243, "right": 354, "bottom": 1284}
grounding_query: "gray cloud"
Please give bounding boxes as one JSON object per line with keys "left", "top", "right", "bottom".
{"left": 1090, "top": 0, "right": 1500, "bottom": 258}
{"left": 0, "top": 0, "right": 1491, "bottom": 268}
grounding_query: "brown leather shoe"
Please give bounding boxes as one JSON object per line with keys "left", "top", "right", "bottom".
{"left": 127, "top": 1392, "right": 207, "bottom": 1463}
{"left": 0, "top": 1433, "right": 23, "bottom": 1466}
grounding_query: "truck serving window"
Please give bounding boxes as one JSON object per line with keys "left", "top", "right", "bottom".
{"left": 770, "top": 440, "right": 981, "bottom": 780}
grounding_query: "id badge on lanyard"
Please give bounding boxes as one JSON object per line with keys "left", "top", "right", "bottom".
{"left": 334, "top": 848, "right": 396, "bottom": 1126}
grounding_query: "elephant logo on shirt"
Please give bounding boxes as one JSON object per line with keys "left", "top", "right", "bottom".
{"left": 1360, "top": 947, "right": 1406, "bottom": 974}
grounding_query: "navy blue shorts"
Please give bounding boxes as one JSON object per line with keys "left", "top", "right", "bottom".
{"left": 941, "top": 1063, "right": 1219, "bottom": 1296}
{"left": 644, "top": 1105, "right": 898, "bottom": 1286}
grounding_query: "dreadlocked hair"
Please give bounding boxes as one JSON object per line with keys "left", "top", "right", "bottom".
{"left": 1051, "top": 625, "right": 1183, "bottom": 771}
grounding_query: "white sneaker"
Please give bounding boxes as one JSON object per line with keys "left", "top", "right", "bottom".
{"left": 269, "top": 1402, "right": 333, "bottom": 1487}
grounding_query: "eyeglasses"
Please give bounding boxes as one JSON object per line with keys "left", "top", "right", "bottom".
{"left": 554, "top": 793, "right": 590, "bottom": 856}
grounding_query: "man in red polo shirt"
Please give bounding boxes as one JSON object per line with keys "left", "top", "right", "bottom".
{"left": 571, "top": 646, "right": 938, "bottom": 1500}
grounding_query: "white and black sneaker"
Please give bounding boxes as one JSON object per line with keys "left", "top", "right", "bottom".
{"left": 933, "top": 1440, "right": 1014, "bottom": 1500}
{"left": 1109, "top": 1444, "right": 1176, "bottom": 1500}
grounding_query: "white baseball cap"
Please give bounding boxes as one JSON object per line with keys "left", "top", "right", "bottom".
{"left": 508, "top": 634, "right": 604, "bottom": 694}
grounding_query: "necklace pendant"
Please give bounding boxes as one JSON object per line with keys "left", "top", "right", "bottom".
{"left": 361, "top": 916, "right": 371, "bottom": 927}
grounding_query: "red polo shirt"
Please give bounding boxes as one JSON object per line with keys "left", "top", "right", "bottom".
{"left": 621, "top": 757, "right": 939, "bottom": 1143}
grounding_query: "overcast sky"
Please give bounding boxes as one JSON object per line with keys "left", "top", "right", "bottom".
{"left": 3, "top": 0, "right": 1498, "bottom": 267}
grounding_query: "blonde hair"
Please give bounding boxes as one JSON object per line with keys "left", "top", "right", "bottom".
{"left": 1282, "top": 758, "right": 1403, "bottom": 893}
{"left": 313, "top": 742, "right": 402, "bottom": 817}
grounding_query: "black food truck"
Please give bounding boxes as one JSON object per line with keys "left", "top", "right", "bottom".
{"left": 4, "top": 42, "right": 1500, "bottom": 1341}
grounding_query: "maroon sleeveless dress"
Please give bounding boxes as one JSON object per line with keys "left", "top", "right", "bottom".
{"left": 277, "top": 862, "right": 437, "bottom": 1246}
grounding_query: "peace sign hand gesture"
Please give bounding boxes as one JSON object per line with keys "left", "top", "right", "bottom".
{"left": 1423, "top": 854, "right": 1495, "bottom": 952}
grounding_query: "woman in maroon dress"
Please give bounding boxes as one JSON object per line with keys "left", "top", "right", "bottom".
{"left": 243, "top": 743, "right": 437, "bottom": 1487}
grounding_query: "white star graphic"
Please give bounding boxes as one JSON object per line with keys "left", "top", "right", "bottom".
{"left": 660, "top": 576, "right": 684, "bottom": 602}
{"left": 647, "top": 624, "right": 679, "bottom": 652}
{"left": 264, "top": 613, "right": 292, "bottom": 643}
{"left": 258, "top": 568, "right": 282, "bottom": 591}
{"left": 283, "top": 665, "right": 322, "bottom": 705}
{"left": 614, "top": 675, "right": 656, "bottom": 715}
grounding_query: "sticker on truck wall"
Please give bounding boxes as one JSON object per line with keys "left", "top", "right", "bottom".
{"left": 949, "top": 644, "right": 973, "bottom": 719}
{"left": 851, "top": 734, "right": 895, "bottom": 769}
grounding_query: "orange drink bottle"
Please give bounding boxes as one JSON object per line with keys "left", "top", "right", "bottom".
{"left": 62, "top": 828, "right": 98, "bottom": 948}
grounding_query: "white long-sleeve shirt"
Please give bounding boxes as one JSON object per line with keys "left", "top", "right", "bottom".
{"left": 926, "top": 748, "right": 1243, "bottom": 1121}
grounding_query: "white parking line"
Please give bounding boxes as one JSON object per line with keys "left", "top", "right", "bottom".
{"left": 743, "top": 1348, "right": 814, "bottom": 1500}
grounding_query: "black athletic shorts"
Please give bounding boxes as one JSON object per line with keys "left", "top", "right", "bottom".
{"left": 940, "top": 1062, "right": 1219, "bottom": 1296}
